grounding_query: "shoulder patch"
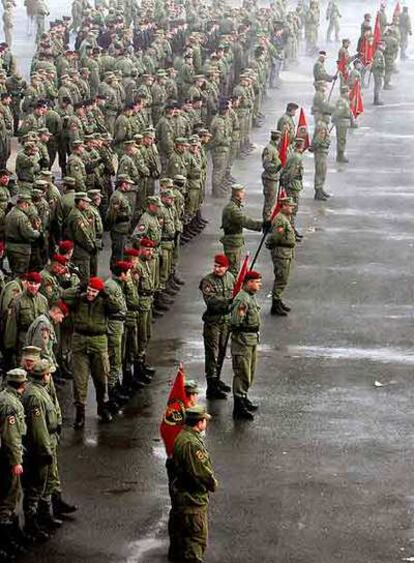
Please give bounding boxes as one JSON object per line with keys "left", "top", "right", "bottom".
{"left": 7, "top": 415, "right": 15, "bottom": 425}
{"left": 195, "top": 449, "right": 207, "bottom": 462}
{"left": 202, "top": 282, "right": 214, "bottom": 294}
{"left": 32, "top": 408, "right": 41, "bottom": 418}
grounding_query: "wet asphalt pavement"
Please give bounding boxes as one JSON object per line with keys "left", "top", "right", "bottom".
{"left": 8, "top": 1, "right": 414, "bottom": 562}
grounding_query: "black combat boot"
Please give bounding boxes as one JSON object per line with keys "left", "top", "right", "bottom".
{"left": 232, "top": 397, "right": 254, "bottom": 420}
{"left": 217, "top": 379, "right": 231, "bottom": 393}
{"left": 107, "top": 389, "right": 121, "bottom": 415}
{"left": 73, "top": 405, "right": 85, "bottom": 430}
{"left": 270, "top": 299, "right": 287, "bottom": 316}
{"left": 321, "top": 189, "right": 331, "bottom": 198}
{"left": 244, "top": 397, "right": 259, "bottom": 412}
{"left": 153, "top": 293, "right": 169, "bottom": 311}
{"left": 134, "top": 360, "right": 152, "bottom": 384}
{"left": 142, "top": 355, "right": 156, "bottom": 376}
{"left": 38, "top": 500, "right": 63, "bottom": 530}
{"left": 23, "top": 514, "right": 50, "bottom": 543}
{"left": 280, "top": 300, "right": 291, "bottom": 312}
{"left": 314, "top": 189, "right": 328, "bottom": 201}
{"left": 11, "top": 516, "right": 30, "bottom": 554}
{"left": 97, "top": 403, "right": 113, "bottom": 423}
{"left": 206, "top": 379, "right": 228, "bottom": 400}
{"left": 52, "top": 492, "right": 78, "bottom": 518}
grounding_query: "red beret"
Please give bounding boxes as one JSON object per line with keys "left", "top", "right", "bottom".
{"left": 124, "top": 247, "right": 140, "bottom": 257}
{"left": 59, "top": 240, "right": 74, "bottom": 253}
{"left": 55, "top": 300, "right": 69, "bottom": 317}
{"left": 88, "top": 277, "right": 105, "bottom": 291}
{"left": 244, "top": 270, "right": 262, "bottom": 281}
{"left": 52, "top": 254, "right": 69, "bottom": 265}
{"left": 140, "top": 237, "right": 157, "bottom": 248}
{"left": 0, "top": 241, "right": 5, "bottom": 252}
{"left": 26, "top": 272, "right": 42, "bottom": 283}
{"left": 114, "top": 260, "right": 132, "bottom": 272}
{"left": 214, "top": 254, "right": 229, "bottom": 267}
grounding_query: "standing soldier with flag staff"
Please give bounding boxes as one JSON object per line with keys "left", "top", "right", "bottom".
{"left": 199, "top": 254, "right": 235, "bottom": 400}
{"left": 230, "top": 270, "right": 262, "bottom": 421}
{"left": 266, "top": 197, "right": 297, "bottom": 317}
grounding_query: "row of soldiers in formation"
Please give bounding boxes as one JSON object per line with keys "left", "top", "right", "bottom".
{"left": 0, "top": 0, "right": 310, "bottom": 560}
{"left": 0, "top": 0, "right": 410, "bottom": 562}
{"left": 165, "top": 4, "right": 414, "bottom": 563}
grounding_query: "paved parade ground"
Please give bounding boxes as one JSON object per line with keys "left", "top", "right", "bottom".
{"left": 4, "top": 0, "right": 414, "bottom": 562}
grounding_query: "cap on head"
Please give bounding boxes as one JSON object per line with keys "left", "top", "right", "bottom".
{"left": 244, "top": 270, "right": 262, "bottom": 281}
{"left": 31, "top": 359, "right": 55, "bottom": 378}
{"left": 214, "top": 254, "right": 230, "bottom": 267}
{"left": 59, "top": 240, "right": 74, "bottom": 253}
{"left": 26, "top": 271, "right": 42, "bottom": 283}
{"left": 124, "top": 247, "right": 140, "bottom": 257}
{"left": 140, "top": 237, "right": 157, "bottom": 248}
{"left": 184, "top": 379, "right": 199, "bottom": 394}
{"left": 6, "top": 368, "right": 28, "bottom": 384}
{"left": 185, "top": 405, "right": 211, "bottom": 423}
{"left": 88, "top": 276, "right": 105, "bottom": 291}
{"left": 279, "top": 196, "right": 297, "bottom": 207}
{"left": 21, "top": 345, "right": 42, "bottom": 361}
{"left": 74, "top": 192, "right": 91, "bottom": 202}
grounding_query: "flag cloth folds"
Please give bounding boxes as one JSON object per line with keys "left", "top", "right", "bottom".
{"left": 160, "top": 363, "right": 189, "bottom": 457}
{"left": 232, "top": 254, "right": 250, "bottom": 297}
{"left": 337, "top": 53, "right": 349, "bottom": 82}
{"left": 373, "top": 12, "right": 382, "bottom": 53}
{"left": 269, "top": 186, "right": 287, "bottom": 222}
{"left": 394, "top": 2, "right": 401, "bottom": 19}
{"left": 349, "top": 81, "right": 364, "bottom": 118}
{"left": 279, "top": 130, "right": 289, "bottom": 167}
{"left": 296, "top": 108, "right": 310, "bottom": 150}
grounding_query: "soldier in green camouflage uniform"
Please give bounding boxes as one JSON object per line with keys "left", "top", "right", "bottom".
{"left": 220, "top": 185, "right": 263, "bottom": 277}
{"left": 66, "top": 192, "right": 96, "bottom": 282}
{"left": 210, "top": 103, "right": 231, "bottom": 197}
{"left": 170, "top": 405, "right": 217, "bottom": 563}
{"left": 266, "top": 197, "right": 297, "bottom": 316}
{"left": 311, "top": 113, "right": 331, "bottom": 201}
{"left": 230, "top": 270, "right": 262, "bottom": 420}
{"left": 22, "top": 359, "right": 59, "bottom": 542}
{"left": 5, "top": 194, "right": 41, "bottom": 274}
{"left": 199, "top": 254, "right": 234, "bottom": 400}
{"left": 280, "top": 138, "right": 305, "bottom": 239}
{"left": 332, "top": 84, "right": 355, "bottom": 163}
{"left": 0, "top": 369, "right": 27, "bottom": 559}
{"left": 261, "top": 130, "right": 282, "bottom": 221}
{"left": 106, "top": 176, "right": 134, "bottom": 267}
{"left": 104, "top": 262, "right": 131, "bottom": 410}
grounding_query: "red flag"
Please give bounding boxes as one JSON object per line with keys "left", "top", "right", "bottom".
{"left": 349, "top": 80, "right": 364, "bottom": 118}
{"left": 270, "top": 186, "right": 287, "bottom": 222}
{"left": 337, "top": 53, "right": 349, "bottom": 82}
{"left": 232, "top": 254, "right": 250, "bottom": 297}
{"left": 373, "top": 12, "right": 382, "bottom": 53}
{"left": 296, "top": 108, "right": 310, "bottom": 150}
{"left": 279, "top": 130, "right": 289, "bottom": 167}
{"left": 160, "top": 363, "right": 189, "bottom": 457}
{"left": 360, "top": 37, "right": 374, "bottom": 66}
{"left": 394, "top": 2, "right": 401, "bottom": 18}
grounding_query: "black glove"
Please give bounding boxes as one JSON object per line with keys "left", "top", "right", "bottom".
{"left": 262, "top": 220, "right": 272, "bottom": 233}
{"left": 38, "top": 453, "right": 53, "bottom": 466}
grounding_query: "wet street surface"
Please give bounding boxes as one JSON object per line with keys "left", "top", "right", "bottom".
{"left": 9, "top": 1, "right": 414, "bottom": 562}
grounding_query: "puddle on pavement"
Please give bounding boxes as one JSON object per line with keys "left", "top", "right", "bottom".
{"left": 287, "top": 345, "right": 414, "bottom": 365}
{"left": 126, "top": 502, "right": 169, "bottom": 562}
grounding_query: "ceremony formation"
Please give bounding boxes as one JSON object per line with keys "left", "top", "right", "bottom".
{"left": 0, "top": 0, "right": 411, "bottom": 562}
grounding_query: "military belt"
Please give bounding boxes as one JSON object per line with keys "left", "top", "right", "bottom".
{"left": 232, "top": 327, "right": 259, "bottom": 333}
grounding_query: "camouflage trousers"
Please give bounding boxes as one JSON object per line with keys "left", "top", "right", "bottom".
{"left": 0, "top": 456, "right": 21, "bottom": 523}
{"left": 71, "top": 333, "right": 109, "bottom": 407}
{"left": 231, "top": 339, "right": 257, "bottom": 399}
{"left": 262, "top": 176, "right": 278, "bottom": 220}
{"left": 41, "top": 438, "right": 61, "bottom": 500}
{"left": 107, "top": 321, "right": 124, "bottom": 389}
{"left": 271, "top": 256, "right": 292, "bottom": 299}
{"left": 314, "top": 150, "right": 328, "bottom": 191}
{"left": 137, "top": 306, "right": 152, "bottom": 358}
{"left": 335, "top": 125, "right": 348, "bottom": 159}
{"left": 211, "top": 149, "right": 229, "bottom": 197}
{"left": 168, "top": 505, "right": 208, "bottom": 563}
{"left": 6, "top": 249, "right": 31, "bottom": 275}
{"left": 159, "top": 242, "right": 173, "bottom": 290}
{"left": 203, "top": 321, "right": 230, "bottom": 380}
{"left": 222, "top": 243, "right": 243, "bottom": 278}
